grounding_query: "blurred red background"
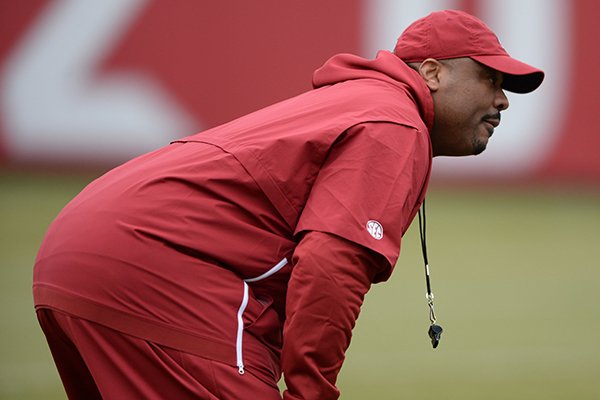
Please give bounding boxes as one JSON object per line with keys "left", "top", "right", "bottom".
{"left": 1, "top": 0, "right": 598, "bottom": 185}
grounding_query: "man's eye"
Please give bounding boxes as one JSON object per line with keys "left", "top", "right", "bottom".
{"left": 488, "top": 75, "right": 503, "bottom": 88}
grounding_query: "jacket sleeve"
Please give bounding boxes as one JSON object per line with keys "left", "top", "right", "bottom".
{"left": 294, "top": 122, "right": 431, "bottom": 276}
{"left": 281, "top": 230, "right": 387, "bottom": 400}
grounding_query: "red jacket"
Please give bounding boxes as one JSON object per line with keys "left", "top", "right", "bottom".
{"left": 33, "top": 50, "right": 433, "bottom": 398}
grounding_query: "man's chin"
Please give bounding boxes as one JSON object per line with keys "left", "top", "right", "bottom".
{"left": 472, "top": 145, "right": 487, "bottom": 155}
{"left": 472, "top": 137, "right": 489, "bottom": 155}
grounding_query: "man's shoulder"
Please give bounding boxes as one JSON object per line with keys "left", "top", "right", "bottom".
{"left": 320, "top": 78, "right": 426, "bottom": 129}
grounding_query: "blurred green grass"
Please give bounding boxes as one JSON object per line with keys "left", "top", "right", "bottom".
{"left": 1, "top": 170, "right": 599, "bottom": 399}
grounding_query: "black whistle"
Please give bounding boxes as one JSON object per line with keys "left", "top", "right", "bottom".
{"left": 428, "top": 324, "right": 443, "bottom": 348}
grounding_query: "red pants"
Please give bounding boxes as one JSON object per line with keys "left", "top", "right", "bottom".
{"left": 36, "top": 309, "right": 282, "bottom": 400}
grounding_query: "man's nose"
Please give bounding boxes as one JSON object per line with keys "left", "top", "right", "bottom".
{"left": 496, "top": 89, "right": 509, "bottom": 111}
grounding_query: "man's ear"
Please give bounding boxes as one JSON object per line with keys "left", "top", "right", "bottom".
{"left": 417, "top": 58, "right": 444, "bottom": 92}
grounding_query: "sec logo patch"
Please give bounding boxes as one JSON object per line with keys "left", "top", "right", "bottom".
{"left": 366, "top": 220, "right": 383, "bottom": 240}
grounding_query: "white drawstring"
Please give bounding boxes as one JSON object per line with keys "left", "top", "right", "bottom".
{"left": 236, "top": 282, "right": 249, "bottom": 374}
{"left": 244, "top": 258, "right": 289, "bottom": 283}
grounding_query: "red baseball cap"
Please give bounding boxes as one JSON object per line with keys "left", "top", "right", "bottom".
{"left": 394, "top": 10, "right": 544, "bottom": 93}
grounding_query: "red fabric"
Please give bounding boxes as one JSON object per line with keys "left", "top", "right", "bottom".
{"left": 36, "top": 308, "right": 281, "bottom": 400}
{"left": 295, "top": 122, "right": 431, "bottom": 274}
{"left": 282, "top": 232, "right": 386, "bottom": 399}
{"left": 34, "top": 143, "right": 288, "bottom": 384}
{"left": 33, "top": 50, "right": 434, "bottom": 396}
{"left": 179, "top": 52, "right": 433, "bottom": 267}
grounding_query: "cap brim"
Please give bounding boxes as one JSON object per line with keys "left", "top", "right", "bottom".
{"left": 471, "top": 54, "right": 545, "bottom": 94}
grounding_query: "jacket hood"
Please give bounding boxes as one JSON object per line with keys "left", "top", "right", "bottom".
{"left": 312, "top": 51, "right": 434, "bottom": 131}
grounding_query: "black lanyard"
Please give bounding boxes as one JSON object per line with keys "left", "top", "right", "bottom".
{"left": 418, "top": 199, "right": 444, "bottom": 348}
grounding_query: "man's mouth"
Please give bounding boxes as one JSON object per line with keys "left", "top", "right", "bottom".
{"left": 482, "top": 114, "right": 501, "bottom": 135}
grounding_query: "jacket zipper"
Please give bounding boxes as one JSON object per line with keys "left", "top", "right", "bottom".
{"left": 236, "top": 257, "right": 288, "bottom": 375}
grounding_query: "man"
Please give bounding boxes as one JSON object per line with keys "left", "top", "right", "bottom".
{"left": 33, "top": 9, "right": 543, "bottom": 399}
